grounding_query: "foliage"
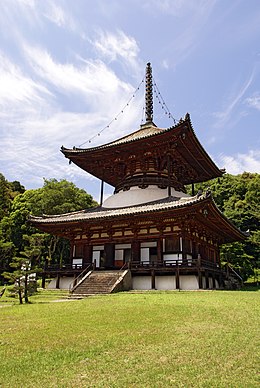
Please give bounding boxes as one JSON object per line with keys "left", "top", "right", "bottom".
{"left": 0, "top": 175, "right": 97, "bottom": 284}
{"left": 187, "top": 172, "right": 260, "bottom": 278}
{"left": 2, "top": 233, "right": 44, "bottom": 303}
{"left": 0, "top": 173, "right": 25, "bottom": 219}
{"left": 0, "top": 292, "right": 259, "bottom": 387}
{"left": 0, "top": 173, "right": 12, "bottom": 219}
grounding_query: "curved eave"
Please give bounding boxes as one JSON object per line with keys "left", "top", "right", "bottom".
{"left": 29, "top": 195, "right": 245, "bottom": 243}
{"left": 201, "top": 198, "right": 246, "bottom": 242}
{"left": 61, "top": 115, "right": 224, "bottom": 187}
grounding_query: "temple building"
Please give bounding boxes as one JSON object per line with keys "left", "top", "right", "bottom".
{"left": 30, "top": 63, "right": 245, "bottom": 293}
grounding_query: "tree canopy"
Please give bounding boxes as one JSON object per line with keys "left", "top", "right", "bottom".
{"left": 0, "top": 176, "right": 97, "bottom": 282}
{"left": 188, "top": 172, "right": 259, "bottom": 278}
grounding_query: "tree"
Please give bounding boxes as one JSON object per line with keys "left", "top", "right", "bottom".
{"left": 0, "top": 177, "right": 97, "bottom": 282}
{"left": 2, "top": 233, "right": 44, "bottom": 303}
{"left": 220, "top": 242, "right": 254, "bottom": 279}
{"left": 187, "top": 172, "right": 260, "bottom": 279}
{"left": 0, "top": 173, "right": 12, "bottom": 219}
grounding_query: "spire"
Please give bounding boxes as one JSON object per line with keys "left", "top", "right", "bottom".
{"left": 145, "top": 62, "right": 153, "bottom": 123}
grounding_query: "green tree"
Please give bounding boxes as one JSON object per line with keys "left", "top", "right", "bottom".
{"left": 0, "top": 173, "right": 12, "bottom": 219}
{"left": 0, "top": 178, "right": 97, "bottom": 280}
{"left": 187, "top": 172, "right": 259, "bottom": 279}
{"left": 2, "top": 233, "right": 44, "bottom": 303}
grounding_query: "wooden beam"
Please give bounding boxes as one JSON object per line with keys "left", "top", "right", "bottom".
{"left": 100, "top": 180, "right": 104, "bottom": 206}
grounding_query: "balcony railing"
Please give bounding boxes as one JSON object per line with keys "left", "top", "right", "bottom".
{"left": 42, "top": 257, "right": 220, "bottom": 273}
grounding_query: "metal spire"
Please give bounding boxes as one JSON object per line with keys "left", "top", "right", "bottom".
{"left": 145, "top": 62, "right": 153, "bottom": 123}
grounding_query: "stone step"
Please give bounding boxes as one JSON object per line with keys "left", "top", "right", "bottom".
{"left": 72, "top": 271, "right": 122, "bottom": 295}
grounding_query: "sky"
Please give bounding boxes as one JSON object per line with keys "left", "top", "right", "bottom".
{"left": 0, "top": 0, "right": 259, "bottom": 201}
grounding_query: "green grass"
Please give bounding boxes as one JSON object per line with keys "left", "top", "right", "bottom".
{"left": 0, "top": 290, "right": 259, "bottom": 387}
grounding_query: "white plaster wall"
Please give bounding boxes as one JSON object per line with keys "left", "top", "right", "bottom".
{"left": 209, "top": 277, "right": 213, "bottom": 289}
{"left": 132, "top": 276, "right": 151, "bottom": 290}
{"left": 155, "top": 276, "right": 176, "bottom": 290}
{"left": 103, "top": 185, "right": 189, "bottom": 208}
{"left": 47, "top": 277, "right": 74, "bottom": 290}
{"left": 180, "top": 275, "right": 199, "bottom": 290}
{"left": 133, "top": 275, "right": 200, "bottom": 290}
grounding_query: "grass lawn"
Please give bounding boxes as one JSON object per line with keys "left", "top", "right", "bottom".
{"left": 0, "top": 290, "right": 259, "bottom": 387}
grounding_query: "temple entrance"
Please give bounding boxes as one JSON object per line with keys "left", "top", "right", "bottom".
{"left": 92, "top": 246, "right": 105, "bottom": 268}
{"left": 140, "top": 241, "right": 158, "bottom": 264}
{"left": 115, "top": 244, "right": 131, "bottom": 267}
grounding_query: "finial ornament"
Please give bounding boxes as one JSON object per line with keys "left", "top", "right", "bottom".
{"left": 145, "top": 62, "right": 153, "bottom": 123}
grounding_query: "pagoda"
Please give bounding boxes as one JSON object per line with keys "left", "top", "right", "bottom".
{"left": 30, "top": 63, "right": 245, "bottom": 291}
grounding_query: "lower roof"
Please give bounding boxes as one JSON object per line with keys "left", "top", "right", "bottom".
{"left": 29, "top": 193, "right": 245, "bottom": 243}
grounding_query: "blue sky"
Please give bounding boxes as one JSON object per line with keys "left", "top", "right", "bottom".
{"left": 0, "top": 0, "right": 259, "bottom": 201}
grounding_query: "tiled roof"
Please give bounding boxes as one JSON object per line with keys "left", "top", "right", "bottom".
{"left": 62, "top": 121, "right": 179, "bottom": 154}
{"left": 30, "top": 194, "right": 206, "bottom": 224}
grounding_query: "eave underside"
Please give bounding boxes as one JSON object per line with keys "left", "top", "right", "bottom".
{"left": 30, "top": 197, "right": 244, "bottom": 244}
{"left": 61, "top": 118, "right": 223, "bottom": 189}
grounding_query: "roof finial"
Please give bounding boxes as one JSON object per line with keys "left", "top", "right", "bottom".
{"left": 145, "top": 62, "right": 153, "bottom": 123}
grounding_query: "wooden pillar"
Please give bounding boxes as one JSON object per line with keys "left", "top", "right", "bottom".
{"left": 176, "top": 264, "right": 180, "bottom": 289}
{"left": 205, "top": 270, "right": 209, "bottom": 289}
{"left": 100, "top": 180, "right": 104, "bottom": 206}
{"left": 72, "top": 274, "right": 77, "bottom": 288}
{"left": 167, "top": 154, "right": 171, "bottom": 197}
{"left": 83, "top": 244, "right": 92, "bottom": 266}
{"left": 197, "top": 254, "right": 203, "bottom": 289}
{"left": 42, "top": 260, "right": 47, "bottom": 288}
{"left": 151, "top": 269, "right": 156, "bottom": 289}
{"left": 70, "top": 241, "right": 75, "bottom": 266}
{"left": 104, "top": 243, "right": 114, "bottom": 268}
{"left": 41, "top": 274, "right": 46, "bottom": 289}
{"left": 56, "top": 274, "right": 60, "bottom": 289}
{"left": 212, "top": 274, "right": 216, "bottom": 289}
{"left": 132, "top": 240, "right": 140, "bottom": 262}
{"left": 157, "top": 238, "right": 163, "bottom": 263}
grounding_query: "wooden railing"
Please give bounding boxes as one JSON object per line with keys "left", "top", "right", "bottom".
{"left": 43, "top": 258, "right": 221, "bottom": 273}
{"left": 43, "top": 263, "right": 85, "bottom": 271}
{"left": 69, "top": 263, "right": 93, "bottom": 293}
{"left": 224, "top": 264, "right": 243, "bottom": 282}
{"left": 130, "top": 258, "right": 221, "bottom": 271}
{"left": 108, "top": 262, "right": 129, "bottom": 287}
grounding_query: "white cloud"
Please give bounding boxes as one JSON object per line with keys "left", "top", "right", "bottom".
{"left": 0, "top": 47, "right": 143, "bottom": 193}
{"left": 246, "top": 93, "right": 260, "bottom": 111}
{"left": 0, "top": 52, "right": 52, "bottom": 107}
{"left": 43, "top": 2, "right": 76, "bottom": 31}
{"left": 213, "top": 70, "right": 255, "bottom": 128}
{"left": 142, "top": 0, "right": 215, "bottom": 17}
{"left": 93, "top": 30, "right": 139, "bottom": 60}
{"left": 92, "top": 30, "right": 141, "bottom": 74}
{"left": 161, "top": 59, "right": 170, "bottom": 70}
{"left": 218, "top": 150, "right": 260, "bottom": 175}
{"left": 44, "top": 3, "right": 66, "bottom": 26}
{"left": 24, "top": 45, "right": 134, "bottom": 106}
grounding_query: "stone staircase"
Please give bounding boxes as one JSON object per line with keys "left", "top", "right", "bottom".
{"left": 71, "top": 270, "right": 125, "bottom": 296}
{"left": 224, "top": 264, "right": 243, "bottom": 290}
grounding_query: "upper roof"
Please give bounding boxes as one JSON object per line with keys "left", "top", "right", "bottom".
{"left": 61, "top": 114, "right": 224, "bottom": 188}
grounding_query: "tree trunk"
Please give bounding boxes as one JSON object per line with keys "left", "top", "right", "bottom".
{"left": 18, "top": 279, "right": 23, "bottom": 304}
{"left": 24, "top": 273, "right": 29, "bottom": 303}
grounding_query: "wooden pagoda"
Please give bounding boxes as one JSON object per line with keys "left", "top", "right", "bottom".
{"left": 30, "top": 63, "right": 245, "bottom": 292}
